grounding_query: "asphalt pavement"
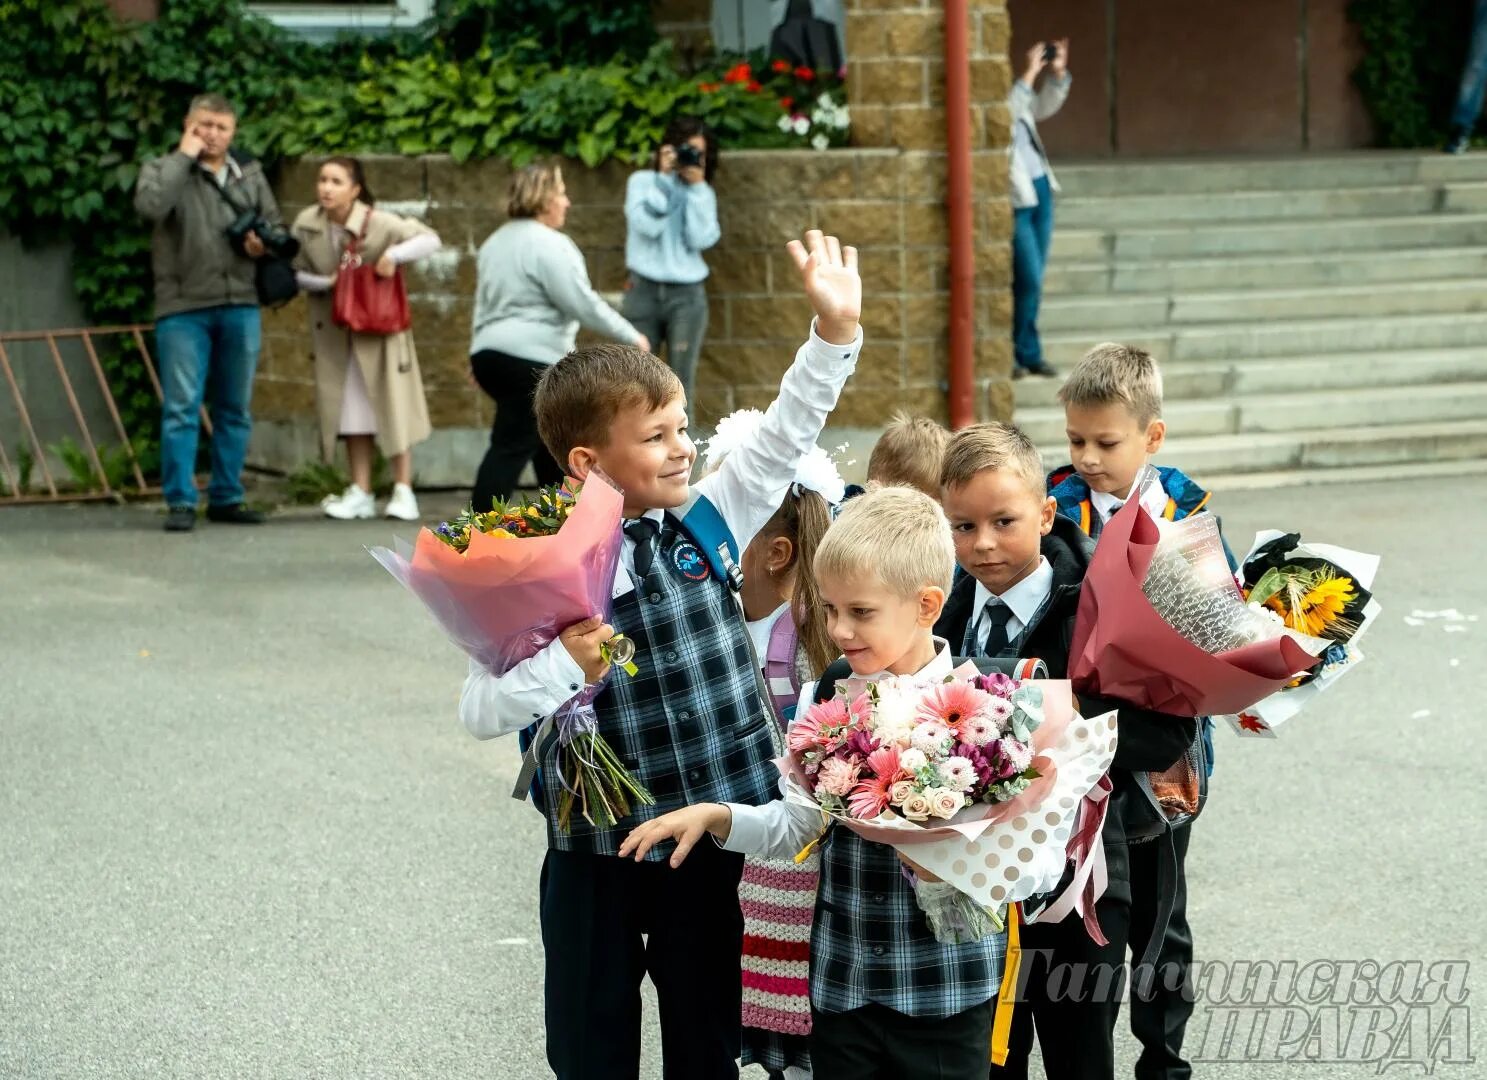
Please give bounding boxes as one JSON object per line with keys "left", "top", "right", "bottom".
{"left": 1, "top": 477, "right": 1482, "bottom": 1078}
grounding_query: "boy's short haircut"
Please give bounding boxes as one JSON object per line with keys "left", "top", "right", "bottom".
{"left": 1057, "top": 342, "right": 1165, "bottom": 426}
{"left": 866, "top": 411, "right": 950, "bottom": 497}
{"left": 940, "top": 423, "right": 1046, "bottom": 499}
{"left": 535, "top": 343, "right": 684, "bottom": 466}
{"left": 815, "top": 485, "right": 955, "bottom": 597}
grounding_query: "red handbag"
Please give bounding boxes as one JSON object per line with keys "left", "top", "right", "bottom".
{"left": 332, "top": 211, "right": 412, "bottom": 334}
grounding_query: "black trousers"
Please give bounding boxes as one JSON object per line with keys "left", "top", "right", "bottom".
{"left": 989, "top": 842, "right": 1132, "bottom": 1080}
{"left": 470, "top": 348, "right": 564, "bottom": 512}
{"left": 812, "top": 999, "right": 995, "bottom": 1080}
{"left": 540, "top": 845, "right": 746, "bottom": 1080}
{"left": 1128, "top": 823, "right": 1196, "bottom": 1080}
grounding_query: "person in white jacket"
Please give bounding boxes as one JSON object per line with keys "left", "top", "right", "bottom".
{"left": 1009, "top": 39, "right": 1070, "bottom": 380}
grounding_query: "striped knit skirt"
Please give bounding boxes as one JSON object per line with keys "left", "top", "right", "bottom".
{"left": 739, "top": 851, "right": 820, "bottom": 1073}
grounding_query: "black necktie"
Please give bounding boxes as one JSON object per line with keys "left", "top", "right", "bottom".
{"left": 625, "top": 518, "right": 660, "bottom": 579}
{"left": 977, "top": 601, "right": 1015, "bottom": 657}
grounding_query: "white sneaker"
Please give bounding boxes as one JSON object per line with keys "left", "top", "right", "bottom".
{"left": 323, "top": 484, "right": 375, "bottom": 520}
{"left": 383, "top": 482, "right": 420, "bottom": 521}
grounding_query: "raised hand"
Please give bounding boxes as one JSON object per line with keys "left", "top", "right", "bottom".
{"left": 178, "top": 123, "right": 206, "bottom": 160}
{"left": 1050, "top": 38, "right": 1069, "bottom": 77}
{"left": 788, "top": 229, "right": 860, "bottom": 346}
{"left": 1023, "top": 42, "right": 1049, "bottom": 85}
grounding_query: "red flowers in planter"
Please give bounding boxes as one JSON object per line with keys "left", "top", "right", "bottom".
{"left": 779, "top": 96, "right": 795, "bottom": 111}
{"left": 772, "top": 58, "right": 792, "bottom": 73}
{"left": 724, "top": 61, "right": 752, "bottom": 85}
{"left": 794, "top": 65, "right": 815, "bottom": 81}
{"left": 698, "top": 81, "right": 722, "bottom": 93}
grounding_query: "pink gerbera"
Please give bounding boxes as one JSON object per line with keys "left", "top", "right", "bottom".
{"left": 917, "top": 681, "right": 992, "bottom": 737}
{"left": 788, "top": 696, "right": 864, "bottom": 753}
{"left": 846, "top": 746, "right": 905, "bottom": 818}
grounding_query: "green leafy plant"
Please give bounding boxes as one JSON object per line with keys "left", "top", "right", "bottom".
{"left": 285, "top": 459, "right": 351, "bottom": 505}
{"left": 48, "top": 435, "right": 138, "bottom": 492}
{"left": 1348, "top": 0, "right": 1474, "bottom": 147}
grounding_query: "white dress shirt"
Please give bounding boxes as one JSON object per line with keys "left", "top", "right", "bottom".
{"left": 720, "top": 638, "right": 956, "bottom": 859}
{"left": 967, "top": 557, "right": 1055, "bottom": 653}
{"left": 1089, "top": 472, "right": 1170, "bottom": 525}
{"left": 459, "top": 321, "right": 862, "bottom": 739}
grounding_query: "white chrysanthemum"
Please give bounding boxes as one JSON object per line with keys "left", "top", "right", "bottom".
{"left": 998, "top": 737, "right": 1033, "bottom": 774}
{"left": 899, "top": 747, "right": 928, "bottom": 773}
{"left": 817, "top": 92, "right": 835, "bottom": 110}
{"left": 959, "top": 713, "right": 997, "bottom": 747}
{"left": 986, "top": 697, "right": 1014, "bottom": 729}
{"left": 776, "top": 113, "right": 795, "bottom": 134}
{"left": 792, "top": 115, "right": 812, "bottom": 136}
{"left": 941, "top": 756, "right": 976, "bottom": 792}
{"left": 911, "top": 720, "right": 952, "bottom": 757}
{"left": 793, "top": 444, "right": 846, "bottom": 503}
{"left": 702, "top": 408, "right": 766, "bottom": 467}
{"left": 1247, "top": 601, "right": 1287, "bottom": 628}
{"left": 811, "top": 132, "right": 830, "bottom": 152}
{"left": 833, "top": 106, "right": 851, "bottom": 130}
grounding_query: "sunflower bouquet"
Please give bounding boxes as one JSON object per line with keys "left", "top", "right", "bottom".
{"left": 1227, "top": 531, "right": 1381, "bottom": 737}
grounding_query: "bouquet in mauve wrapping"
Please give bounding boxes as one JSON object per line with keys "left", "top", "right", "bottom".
{"left": 783, "top": 667, "right": 1117, "bottom": 943}
{"left": 1068, "top": 477, "right": 1328, "bottom": 717}
{"left": 368, "top": 475, "right": 653, "bottom": 831}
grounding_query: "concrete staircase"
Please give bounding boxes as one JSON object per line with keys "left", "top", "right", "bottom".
{"left": 1014, "top": 152, "right": 1487, "bottom": 488}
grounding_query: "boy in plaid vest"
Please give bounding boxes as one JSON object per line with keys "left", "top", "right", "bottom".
{"left": 459, "top": 229, "right": 862, "bottom": 1080}
{"left": 932, "top": 423, "right": 1198, "bottom": 1080}
{"left": 621, "top": 487, "right": 1011, "bottom": 1080}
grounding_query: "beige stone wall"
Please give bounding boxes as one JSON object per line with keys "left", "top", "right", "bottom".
{"left": 252, "top": 2, "right": 1012, "bottom": 483}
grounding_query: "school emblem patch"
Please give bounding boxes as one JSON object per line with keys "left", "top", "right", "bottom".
{"left": 671, "top": 541, "right": 711, "bottom": 581}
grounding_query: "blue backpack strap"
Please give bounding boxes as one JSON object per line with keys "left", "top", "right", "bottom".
{"left": 675, "top": 490, "right": 743, "bottom": 593}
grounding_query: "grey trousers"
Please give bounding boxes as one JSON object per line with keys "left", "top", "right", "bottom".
{"left": 622, "top": 273, "right": 709, "bottom": 405}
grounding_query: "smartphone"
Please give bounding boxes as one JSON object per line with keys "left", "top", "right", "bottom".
{"left": 1042, "top": 43, "right": 1058, "bottom": 62}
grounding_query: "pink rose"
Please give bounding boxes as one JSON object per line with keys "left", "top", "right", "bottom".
{"left": 928, "top": 787, "right": 964, "bottom": 820}
{"left": 901, "top": 791, "right": 932, "bottom": 821}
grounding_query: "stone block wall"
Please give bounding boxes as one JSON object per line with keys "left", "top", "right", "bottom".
{"left": 251, "top": 1, "right": 1012, "bottom": 484}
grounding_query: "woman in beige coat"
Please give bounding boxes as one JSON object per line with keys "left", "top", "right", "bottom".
{"left": 292, "top": 156, "right": 439, "bottom": 521}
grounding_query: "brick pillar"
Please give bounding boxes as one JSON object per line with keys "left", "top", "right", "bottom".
{"left": 847, "top": 0, "right": 1014, "bottom": 422}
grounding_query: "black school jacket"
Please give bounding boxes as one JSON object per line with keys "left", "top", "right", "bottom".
{"left": 934, "top": 514, "right": 1197, "bottom": 853}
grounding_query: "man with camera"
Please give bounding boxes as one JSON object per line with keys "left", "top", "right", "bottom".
{"left": 135, "top": 92, "right": 288, "bottom": 532}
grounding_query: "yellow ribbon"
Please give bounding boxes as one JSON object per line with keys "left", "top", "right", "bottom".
{"left": 990, "top": 902, "right": 1021, "bottom": 1066}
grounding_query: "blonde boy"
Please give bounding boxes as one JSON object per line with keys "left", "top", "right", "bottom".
{"left": 866, "top": 411, "right": 950, "bottom": 498}
{"left": 460, "top": 230, "right": 861, "bottom": 1079}
{"left": 622, "top": 487, "right": 1009, "bottom": 1080}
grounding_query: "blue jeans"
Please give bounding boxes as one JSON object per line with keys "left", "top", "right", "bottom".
{"left": 155, "top": 304, "right": 260, "bottom": 508}
{"left": 1453, "top": 0, "right": 1487, "bottom": 132}
{"left": 1013, "top": 175, "right": 1054, "bottom": 370}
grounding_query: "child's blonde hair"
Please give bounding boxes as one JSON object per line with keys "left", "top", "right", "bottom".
{"left": 1057, "top": 342, "right": 1165, "bottom": 426}
{"left": 866, "top": 411, "right": 950, "bottom": 498}
{"left": 940, "top": 423, "right": 1046, "bottom": 498}
{"left": 815, "top": 485, "right": 955, "bottom": 598}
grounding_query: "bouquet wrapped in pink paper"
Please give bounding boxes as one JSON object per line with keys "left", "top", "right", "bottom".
{"left": 1068, "top": 481, "right": 1327, "bottom": 717}
{"left": 783, "top": 667, "right": 1117, "bottom": 942}
{"left": 368, "top": 475, "right": 652, "bottom": 831}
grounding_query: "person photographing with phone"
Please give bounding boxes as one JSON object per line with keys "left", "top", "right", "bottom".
{"left": 135, "top": 93, "right": 289, "bottom": 532}
{"left": 622, "top": 116, "right": 721, "bottom": 406}
{"left": 1009, "top": 39, "right": 1070, "bottom": 381}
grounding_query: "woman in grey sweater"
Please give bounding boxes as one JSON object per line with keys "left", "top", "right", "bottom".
{"left": 468, "top": 162, "right": 648, "bottom": 509}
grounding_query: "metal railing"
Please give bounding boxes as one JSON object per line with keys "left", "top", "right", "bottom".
{"left": 0, "top": 323, "right": 198, "bottom": 504}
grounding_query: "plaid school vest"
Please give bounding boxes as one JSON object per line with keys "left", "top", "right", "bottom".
{"left": 812, "top": 828, "right": 1006, "bottom": 1019}
{"left": 540, "top": 513, "right": 780, "bottom": 858}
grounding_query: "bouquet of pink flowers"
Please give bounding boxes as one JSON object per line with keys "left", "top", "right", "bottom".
{"left": 783, "top": 668, "right": 1118, "bottom": 943}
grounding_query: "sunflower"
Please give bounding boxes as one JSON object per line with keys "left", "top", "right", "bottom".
{"left": 1258, "top": 567, "right": 1358, "bottom": 639}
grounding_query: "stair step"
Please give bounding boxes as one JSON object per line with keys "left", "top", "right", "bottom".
{"left": 1018, "top": 380, "right": 1487, "bottom": 444}
{"left": 1051, "top": 213, "right": 1487, "bottom": 261}
{"left": 1055, "top": 151, "right": 1487, "bottom": 197}
{"left": 1042, "top": 278, "right": 1487, "bottom": 331}
{"left": 1044, "top": 246, "right": 1487, "bottom": 295}
{"left": 1196, "top": 457, "right": 1487, "bottom": 492}
{"left": 1057, "top": 185, "right": 1438, "bottom": 229}
{"left": 1012, "top": 348, "right": 1487, "bottom": 408}
{"left": 1037, "top": 419, "right": 1487, "bottom": 477}
{"left": 1041, "top": 311, "right": 1487, "bottom": 365}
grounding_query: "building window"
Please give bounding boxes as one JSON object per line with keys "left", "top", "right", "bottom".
{"left": 711, "top": 0, "right": 845, "bottom": 63}
{"left": 246, "top": 0, "right": 434, "bottom": 42}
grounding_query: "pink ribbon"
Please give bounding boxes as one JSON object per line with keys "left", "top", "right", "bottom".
{"left": 1031, "top": 774, "right": 1112, "bottom": 946}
